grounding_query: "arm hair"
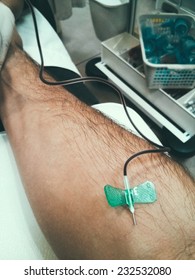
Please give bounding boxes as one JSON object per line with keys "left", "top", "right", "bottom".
{"left": 1, "top": 47, "right": 195, "bottom": 259}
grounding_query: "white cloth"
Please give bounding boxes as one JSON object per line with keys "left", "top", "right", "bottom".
{"left": 0, "top": 3, "right": 15, "bottom": 70}
{"left": 16, "top": 8, "right": 79, "bottom": 73}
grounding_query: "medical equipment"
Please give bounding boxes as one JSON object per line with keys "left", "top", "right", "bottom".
{"left": 97, "top": 0, "right": 195, "bottom": 154}
{"left": 139, "top": 14, "right": 195, "bottom": 89}
{"left": 24, "top": 0, "right": 171, "bottom": 224}
{"left": 105, "top": 181, "right": 157, "bottom": 225}
{"left": 0, "top": 2, "right": 15, "bottom": 71}
{"left": 116, "top": 148, "right": 167, "bottom": 224}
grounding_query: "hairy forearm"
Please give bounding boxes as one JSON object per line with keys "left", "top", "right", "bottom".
{"left": 0, "top": 47, "right": 195, "bottom": 259}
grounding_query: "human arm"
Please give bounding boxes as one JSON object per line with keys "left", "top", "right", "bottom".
{"left": 0, "top": 46, "right": 195, "bottom": 259}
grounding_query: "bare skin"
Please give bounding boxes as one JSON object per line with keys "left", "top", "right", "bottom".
{"left": 0, "top": 0, "right": 195, "bottom": 259}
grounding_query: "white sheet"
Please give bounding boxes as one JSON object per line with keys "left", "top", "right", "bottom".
{"left": 16, "top": 8, "right": 79, "bottom": 73}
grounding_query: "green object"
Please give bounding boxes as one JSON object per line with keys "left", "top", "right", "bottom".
{"left": 104, "top": 181, "right": 157, "bottom": 208}
{"left": 104, "top": 185, "right": 126, "bottom": 207}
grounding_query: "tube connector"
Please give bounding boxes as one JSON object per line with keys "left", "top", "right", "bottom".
{"left": 124, "top": 175, "right": 136, "bottom": 224}
{"left": 104, "top": 181, "right": 157, "bottom": 225}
